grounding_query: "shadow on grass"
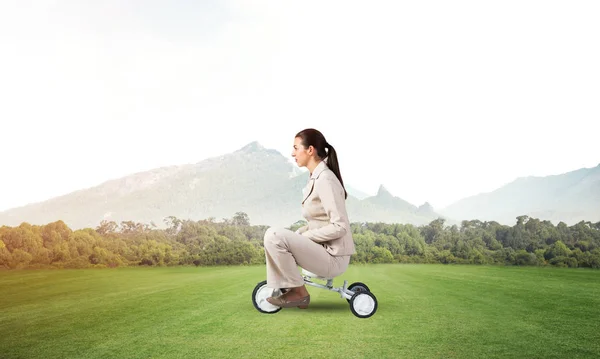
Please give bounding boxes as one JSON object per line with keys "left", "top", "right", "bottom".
{"left": 247, "top": 299, "right": 350, "bottom": 314}
{"left": 302, "top": 301, "right": 349, "bottom": 312}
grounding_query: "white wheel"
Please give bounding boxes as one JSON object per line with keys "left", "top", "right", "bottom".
{"left": 346, "top": 282, "right": 371, "bottom": 303}
{"left": 252, "top": 280, "right": 282, "bottom": 314}
{"left": 349, "top": 291, "right": 378, "bottom": 318}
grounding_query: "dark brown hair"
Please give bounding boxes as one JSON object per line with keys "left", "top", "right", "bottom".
{"left": 295, "top": 128, "right": 347, "bottom": 199}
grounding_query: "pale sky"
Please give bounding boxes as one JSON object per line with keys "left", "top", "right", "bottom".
{"left": 1, "top": 0, "right": 599, "bottom": 212}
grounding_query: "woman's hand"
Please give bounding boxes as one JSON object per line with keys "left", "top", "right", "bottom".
{"left": 295, "top": 225, "right": 308, "bottom": 234}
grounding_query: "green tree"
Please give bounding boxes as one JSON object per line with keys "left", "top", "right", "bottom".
{"left": 232, "top": 212, "right": 251, "bottom": 226}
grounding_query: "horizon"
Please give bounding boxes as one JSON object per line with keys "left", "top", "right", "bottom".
{"left": 1, "top": 1, "right": 599, "bottom": 212}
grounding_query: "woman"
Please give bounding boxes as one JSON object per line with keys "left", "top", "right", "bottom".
{"left": 264, "top": 128, "right": 356, "bottom": 309}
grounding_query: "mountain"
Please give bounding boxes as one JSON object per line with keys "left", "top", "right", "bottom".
{"left": 343, "top": 185, "right": 445, "bottom": 225}
{"left": 0, "top": 142, "right": 445, "bottom": 229}
{"left": 345, "top": 185, "right": 371, "bottom": 200}
{"left": 440, "top": 164, "right": 600, "bottom": 225}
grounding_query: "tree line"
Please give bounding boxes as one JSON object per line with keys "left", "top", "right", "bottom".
{"left": 1, "top": 212, "right": 599, "bottom": 270}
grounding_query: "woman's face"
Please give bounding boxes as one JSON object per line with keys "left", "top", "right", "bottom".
{"left": 292, "top": 136, "right": 311, "bottom": 167}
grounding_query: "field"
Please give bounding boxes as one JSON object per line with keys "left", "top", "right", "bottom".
{"left": 1, "top": 264, "right": 599, "bottom": 358}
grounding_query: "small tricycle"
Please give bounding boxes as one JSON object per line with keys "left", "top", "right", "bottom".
{"left": 252, "top": 268, "right": 378, "bottom": 318}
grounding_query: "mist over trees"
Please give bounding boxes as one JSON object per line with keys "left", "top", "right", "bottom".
{"left": 1, "top": 212, "right": 599, "bottom": 270}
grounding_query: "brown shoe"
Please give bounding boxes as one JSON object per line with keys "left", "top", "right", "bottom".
{"left": 266, "top": 293, "right": 310, "bottom": 309}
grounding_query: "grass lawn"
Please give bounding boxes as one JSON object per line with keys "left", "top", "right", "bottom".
{"left": 1, "top": 264, "right": 599, "bottom": 358}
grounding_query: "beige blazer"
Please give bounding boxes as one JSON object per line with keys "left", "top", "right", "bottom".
{"left": 296, "top": 160, "right": 356, "bottom": 256}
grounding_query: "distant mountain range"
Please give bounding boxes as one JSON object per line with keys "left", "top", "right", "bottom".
{"left": 0, "top": 142, "right": 446, "bottom": 229}
{"left": 439, "top": 163, "right": 600, "bottom": 225}
{"left": 1, "top": 142, "right": 598, "bottom": 229}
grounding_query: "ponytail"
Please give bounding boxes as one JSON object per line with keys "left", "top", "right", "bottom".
{"left": 325, "top": 143, "right": 347, "bottom": 199}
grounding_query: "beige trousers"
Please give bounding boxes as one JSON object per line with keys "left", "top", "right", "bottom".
{"left": 263, "top": 227, "right": 350, "bottom": 289}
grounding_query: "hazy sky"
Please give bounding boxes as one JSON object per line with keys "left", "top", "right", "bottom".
{"left": 1, "top": 0, "right": 599, "bottom": 212}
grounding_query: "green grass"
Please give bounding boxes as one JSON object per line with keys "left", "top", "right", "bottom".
{"left": 1, "top": 264, "right": 599, "bottom": 358}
